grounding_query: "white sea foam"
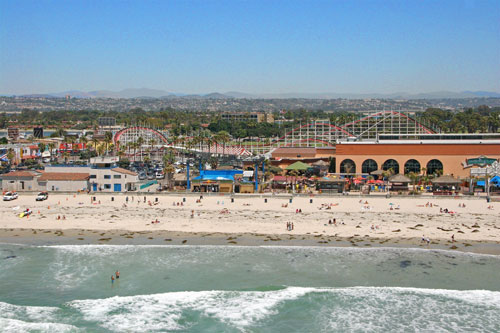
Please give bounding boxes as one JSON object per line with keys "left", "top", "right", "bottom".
{"left": 37, "top": 243, "right": 500, "bottom": 259}
{"left": 321, "top": 287, "right": 500, "bottom": 332}
{"left": 0, "top": 301, "right": 60, "bottom": 321}
{"left": 0, "top": 302, "right": 77, "bottom": 333}
{"left": 0, "top": 318, "right": 77, "bottom": 333}
{"left": 68, "top": 287, "right": 314, "bottom": 331}
{"left": 67, "top": 286, "right": 500, "bottom": 332}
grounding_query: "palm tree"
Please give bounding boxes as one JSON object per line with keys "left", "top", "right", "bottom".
{"left": 126, "top": 142, "right": 132, "bottom": 159}
{"left": 132, "top": 142, "right": 138, "bottom": 162}
{"left": 79, "top": 135, "right": 88, "bottom": 146}
{"left": 7, "top": 148, "right": 15, "bottom": 166}
{"left": 216, "top": 130, "right": 231, "bottom": 156}
{"left": 149, "top": 138, "right": 157, "bottom": 161}
{"left": 48, "top": 143, "right": 56, "bottom": 161}
{"left": 62, "top": 151, "right": 70, "bottom": 164}
{"left": 97, "top": 145, "right": 105, "bottom": 157}
{"left": 163, "top": 163, "right": 176, "bottom": 190}
{"left": 408, "top": 172, "right": 420, "bottom": 194}
{"left": 104, "top": 131, "right": 113, "bottom": 156}
{"left": 91, "top": 137, "right": 99, "bottom": 153}
{"left": 136, "top": 137, "right": 144, "bottom": 161}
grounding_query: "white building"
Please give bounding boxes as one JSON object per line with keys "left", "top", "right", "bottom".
{"left": 37, "top": 172, "right": 89, "bottom": 192}
{"left": 88, "top": 157, "right": 138, "bottom": 192}
{"left": 2, "top": 157, "right": 138, "bottom": 193}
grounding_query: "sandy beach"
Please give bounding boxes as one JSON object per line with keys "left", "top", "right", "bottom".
{"left": 1, "top": 193, "right": 500, "bottom": 254}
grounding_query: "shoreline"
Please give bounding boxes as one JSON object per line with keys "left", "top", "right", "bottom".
{"left": 1, "top": 228, "right": 500, "bottom": 255}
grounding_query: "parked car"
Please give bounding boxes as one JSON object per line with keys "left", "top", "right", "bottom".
{"left": 156, "top": 172, "right": 165, "bottom": 179}
{"left": 147, "top": 173, "right": 155, "bottom": 180}
{"left": 138, "top": 172, "right": 147, "bottom": 180}
{"left": 3, "top": 192, "right": 18, "bottom": 201}
{"left": 36, "top": 191, "right": 49, "bottom": 201}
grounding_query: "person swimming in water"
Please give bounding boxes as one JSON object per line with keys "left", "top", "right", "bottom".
{"left": 111, "top": 275, "right": 115, "bottom": 284}
{"left": 115, "top": 271, "right": 120, "bottom": 279}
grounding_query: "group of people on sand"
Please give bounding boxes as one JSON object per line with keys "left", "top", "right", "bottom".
{"left": 220, "top": 208, "right": 230, "bottom": 214}
{"left": 151, "top": 219, "right": 160, "bottom": 224}
{"left": 439, "top": 207, "right": 455, "bottom": 214}
{"left": 458, "top": 203, "right": 466, "bottom": 208}
{"left": 421, "top": 235, "right": 431, "bottom": 245}
{"left": 389, "top": 204, "right": 400, "bottom": 211}
{"left": 173, "top": 201, "right": 184, "bottom": 206}
{"left": 328, "top": 219, "right": 345, "bottom": 226}
{"left": 318, "top": 203, "right": 336, "bottom": 210}
{"left": 286, "top": 222, "right": 294, "bottom": 231}
{"left": 56, "top": 215, "right": 66, "bottom": 220}
{"left": 295, "top": 208, "right": 302, "bottom": 213}
{"left": 111, "top": 270, "right": 120, "bottom": 284}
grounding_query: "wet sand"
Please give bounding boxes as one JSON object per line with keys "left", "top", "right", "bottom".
{"left": 1, "top": 193, "right": 499, "bottom": 254}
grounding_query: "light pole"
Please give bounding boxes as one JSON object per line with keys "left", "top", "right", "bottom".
{"left": 486, "top": 161, "right": 500, "bottom": 199}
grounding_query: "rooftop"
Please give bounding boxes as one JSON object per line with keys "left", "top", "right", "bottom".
{"left": 1, "top": 170, "right": 38, "bottom": 178}
{"left": 38, "top": 172, "right": 90, "bottom": 181}
{"left": 111, "top": 167, "right": 137, "bottom": 176}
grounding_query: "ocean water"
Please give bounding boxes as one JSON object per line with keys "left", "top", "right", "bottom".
{"left": 0, "top": 244, "right": 499, "bottom": 332}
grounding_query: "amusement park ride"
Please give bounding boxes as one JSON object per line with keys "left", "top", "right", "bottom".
{"left": 113, "top": 110, "right": 436, "bottom": 158}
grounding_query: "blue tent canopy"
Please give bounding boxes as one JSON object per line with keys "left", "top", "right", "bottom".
{"left": 193, "top": 169, "right": 243, "bottom": 181}
{"left": 477, "top": 175, "right": 500, "bottom": 187}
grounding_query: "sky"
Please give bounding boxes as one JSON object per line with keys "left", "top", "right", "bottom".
{"left": 0, "top": 0, "right": 499, "bottom": 95}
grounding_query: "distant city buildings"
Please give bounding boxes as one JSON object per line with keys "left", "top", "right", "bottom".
{"left": 221, "top": 112, "right": 274, "bottom": 123}
{"left": 7, "top": 127, "right": 19, "bottom": 140}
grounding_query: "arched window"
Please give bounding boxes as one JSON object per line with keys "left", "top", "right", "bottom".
{"left": 426, "top": 159, "right": 443, "bottom": 175}
{"left": 362, "top": 159, "right": 378, "bottom": 174}
{"left": 340, "top": 159, "right": 356, "bottom": 174}
{"left": 382, "top": 159, "right": 399, "bottom": 174}
{"left": 404, "top": 159, "right": 421, "bottom": 174}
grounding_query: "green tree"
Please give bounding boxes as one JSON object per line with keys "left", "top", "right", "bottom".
{"left": 163, "top": 163, "right": 176, "bottom": 190}
{"left": 104, "top": 131, "right": 113, "bottom": 155}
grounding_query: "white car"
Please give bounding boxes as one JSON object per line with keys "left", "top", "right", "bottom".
{"left": 36, "top": 192, "right": 49, "bottom": 201}
{"left": 3, "top": 192, "right": 18, "bottom": 201}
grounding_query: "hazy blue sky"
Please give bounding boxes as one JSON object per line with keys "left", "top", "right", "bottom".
{"left": 1, "top": 0, "right": 499, "bottom": 95}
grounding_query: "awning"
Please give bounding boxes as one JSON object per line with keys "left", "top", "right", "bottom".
{"left": 243, "top": 170, "right": 254, "bottom": 178}
{"left": 285, "top": 161, "right": 311, "bottom": 171}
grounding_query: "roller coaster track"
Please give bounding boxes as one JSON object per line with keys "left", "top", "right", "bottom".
{"left": 114, "top": 110, "right": 436, "bottom": 156}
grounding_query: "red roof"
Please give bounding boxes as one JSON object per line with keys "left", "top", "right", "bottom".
{"left": 272, "top": 147, "right": 318, "bottom": 159}
{"left": 1, "top": 171, "right": 38, "bottom": 178}
{"left": 38, "top": 173, "right": 89, "bottom": 181}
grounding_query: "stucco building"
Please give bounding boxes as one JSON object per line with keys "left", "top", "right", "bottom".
{"left": 335, "top": 135, "right": 500, "bottom": 177}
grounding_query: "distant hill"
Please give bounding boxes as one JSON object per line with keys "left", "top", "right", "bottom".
{"left": 47, "top": 88, "right": 174, "bottom": 99}
{"left": 3, "top": 89, "right": 500, "bottom": 100}
{"left": 203, "top": 92, "right": 231, "bottom": 99}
